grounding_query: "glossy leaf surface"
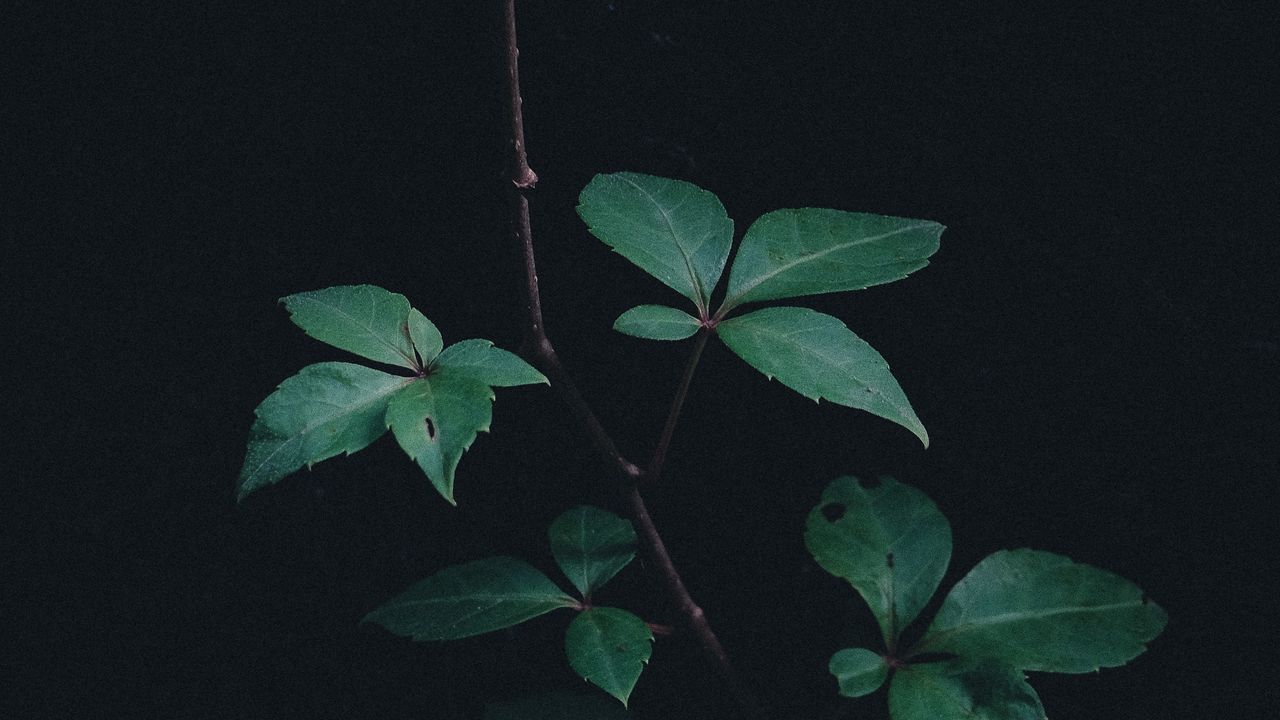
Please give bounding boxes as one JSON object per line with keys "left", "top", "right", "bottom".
{"left": 485, "top": 691, "right": 632, "bottom": 720}
{"left": 564, "top": 607, "right": 653, "bottom": 706}
{"left": 830, "top": 647, "right": 890, "bottom": 698}
{"left": 889, "top": 660, "right": 1046, "bottom": 720}
{"left": 282, "top": 285, "right": 420, "bottom": 369}
{"left": 806, "top": 477, "right": 952, "bottom": 645}
{"left": 720, "top": 209, "right": 942, "bottom": 312}
{"left": 364, "top": 556, "right": 576, "bottom": 641}
{"left": 549, "top": 506, "right": 638, "bottom": 598}
{"left": 918, "top": 549, "right": 1167, "bottom": 672}
{"left": 613, "top": 305, "right": 702, "bottom": 340}
{"left": 238, "top": 362, "right": 410, "bottom": 500}
{"left": 384, "top": 372, "right": 495, "bottom": 505}
{"left": 717, "top": 306, "right": 928, "bottom": 445}
{"left": 577, "top": 172, "right": 733, "bottom": 313}
{"left": 433, "top": 338, "right": 548, "bottom": 387}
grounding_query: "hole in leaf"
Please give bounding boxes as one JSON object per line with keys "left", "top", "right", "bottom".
{"left": 821, "top": 503, "right": 846, "bottom": 522}
{"left": 886, "top": 552, "right": 895, "bottom": 569}
{"left": 424, "top": 417, "right": 437, "bottom": 441}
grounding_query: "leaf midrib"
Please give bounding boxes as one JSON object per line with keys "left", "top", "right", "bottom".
{"left": 732, "top": 313, "right": 905, "bottom": 412}
{"left": 294, "top": 293, "right": 416, "bottom": 367}
{"left": 723, "top": 220, "right": 934, "bottom": 310}
{"left": 242, "top": 373, "right": 413, "bottom": 484}
{"left": 926, "top": 600, "right": 1145, "bottom": 646}
{"left": 618, "top": 174, "right": 707, "bottom": 310}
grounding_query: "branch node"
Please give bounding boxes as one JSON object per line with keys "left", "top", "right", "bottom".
{"left": 513, "top": 166, "right": 539, "bottom": 189}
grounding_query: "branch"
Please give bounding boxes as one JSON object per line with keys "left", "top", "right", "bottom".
{"left": 502, "top": 1, "right": 637, "bottom": 481}
{"left": 499, "top": 1, "right": 767, "bottom": 716}
{"left": 502, "top": 0, "right": 537, "bottom": 190}
{"left": 623, "top": 485, "right": 767, "bottom": 717}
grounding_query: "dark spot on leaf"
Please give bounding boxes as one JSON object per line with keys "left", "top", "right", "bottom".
{"left": 424, "top": 417, "right": 437, "bottom": 440}
{"left": 886, "top": 552, "right": 895, "bottom": 569}
{"left": 821, "top": 503, "right": 846, "bottom": 522}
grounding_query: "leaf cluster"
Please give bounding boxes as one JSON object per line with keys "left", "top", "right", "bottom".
{"left": 578, "top": 172, "right": 941, "bottom": 446}
{"left": 234, "top": 174, "right": 1166, "bottom": 716}
{"left": 807, "top": 476, "right": 1168, "bottom": 720}
{"left": 238, "top": 284, "right": 546, "bottom": 505}
{"left": 364, "top": 506, "right": 654, "bottom": 706}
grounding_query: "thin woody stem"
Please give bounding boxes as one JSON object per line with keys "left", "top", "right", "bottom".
{"left": 502, "top": 0, "right": 537, "bottom": 189}
{"left": 502, "top": 0, "right": 637, "bottom": 480}
{"left": 499, "top": 1, "right": 766, "bottom": 716}
{"left": 622, "top": 484, "right": 767, "bottom": 717}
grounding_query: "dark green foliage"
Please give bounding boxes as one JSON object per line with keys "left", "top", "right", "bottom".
{"left": 238, "top": 285, "right": 545, "bottom": 504}
{"left": 808, "top": 476, "right": 1167, "bottom": 719}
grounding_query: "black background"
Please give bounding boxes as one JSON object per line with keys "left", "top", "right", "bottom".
{"left": 8, "top": 1, "right": 1277, "bottom": 718}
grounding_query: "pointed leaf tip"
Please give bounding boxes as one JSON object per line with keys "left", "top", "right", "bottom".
{"left": 406, "top": 307, "right": 443, "bottom": 365}
{"left": 919, "top": 549, "right": 1167, "bottom": 673}
{"left": 718, "top": 307, "right": 928, "bottom": 445}
{"left": 237, "top": 362, "right": 410, "bottom": 500}
{"left": 364, "top": 556, "right": 576, "bottom": 641}
{"left": 385, "top": 373, "right": 495, "bottom": 505}
{"left": 549, "top": 506, "right": 638, "bottom": 597}
{"left": 565, "top": 608, "right": 653, "bottom": 706}
{"left": 613, "top": 305, "right": 702, "bottom": 341}
{"left": 434, "top": 339, "right": 548, "bottom": 386}
{"left": 722, "top": 208, "right": 942, "bottom": 312}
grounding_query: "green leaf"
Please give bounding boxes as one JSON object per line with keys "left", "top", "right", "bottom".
{"left": 384, "top": 372, "right": 495, "bottom": 505}
{"left": 281, "top": 285, "right": 420, "bottom": 369}
{"left": 720, "top": 209, "right": 942, "bottom": 313}
{"left": 577, "top": 172, "right": 733, "bottom": 314}
{"left": 407, "top": 307, "right": 443, "bottom": 365}
{"left": 613, "top": 305, "right": 702, "bottom": 341}
{"left": 806, "top": 477, "right": 952, "bottom": 646}
{"left": 485, "top": 691, "right": 632, "bottom": 720}
{"left": 238, "top": 362, "right": 411, "bottom": 500}
{"left": 889, "top": 659, "right": 1046, "bottom": 720}
{"left": 363, "top": 556, "right": 577, "bottom": 641}
{"left": 433, "top": 338, "right": 548, "bottom": 387}
{"left": 916, "top": 549, "right": 1168, "bottom": 673}
{"left": 717, "top": 306, "right": 928, "bottom": 446}
{"left": 549, "top": 506, "right": 638, "bottom": 598}
{"left": 830, "top": 647, "right": 890, "bottom": 698}
{"left": 564, "top": 607, "right": 653, "bottom": 706}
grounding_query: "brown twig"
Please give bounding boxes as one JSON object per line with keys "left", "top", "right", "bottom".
{"left": 499, "top": 1, "right": 766, "bottom": 716}
{"left": 502, "top": 0, "right": 537, "bottom": 189}
{"left": 622, "top": 484, "right": 767, "bottom": 717}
